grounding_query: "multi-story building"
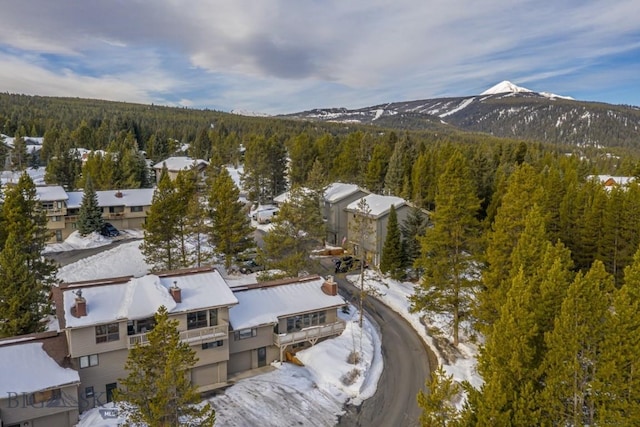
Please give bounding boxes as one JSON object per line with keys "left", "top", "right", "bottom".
{"left": 51, "top": 267, "right": 238, "bottom": 412}
{"left": 35, "top": 186, "right": 155, "bottom": 242}
{"left": 0, "top": 331, "right": 80, "bottom": 427}
{"left": 323, "top": 183, "right": 369, "bottom": 246}
{"left": 228, "top": 275, "right": 346, "bottom": 373}
{"left": 345, "top": 194, "right": 411, "bottom": 266}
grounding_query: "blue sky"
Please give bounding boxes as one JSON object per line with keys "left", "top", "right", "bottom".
{"left": 0, "top": 1, "right": 639, "bottom": 114}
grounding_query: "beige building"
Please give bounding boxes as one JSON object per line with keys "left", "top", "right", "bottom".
{"left": 52, "top": 267, "right": 238, "bottom": 412}
{"left": 228, "top": 275, "right": 347, "bottom": 373}
{"left": 323, "top": 183, "right": 369, "bottom": 246}
{"left": 36, "top": 186, "right": 155, "bottom": 242}
{"left": 345, "top": 194, "right": 411, "bottom": 266}
{"left": 0, "top": 332, "right": 80, "bottom": 427}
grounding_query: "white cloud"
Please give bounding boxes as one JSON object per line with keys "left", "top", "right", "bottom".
{"left": 0, "top": 0, "right": 638, "bottom": 112}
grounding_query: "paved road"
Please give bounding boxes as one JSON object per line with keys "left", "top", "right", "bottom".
{"left": 45, "top": 237, "right": 141, "bottom": 267}
{"left": 317, "top": 261, "right": 436, "bottom": 427}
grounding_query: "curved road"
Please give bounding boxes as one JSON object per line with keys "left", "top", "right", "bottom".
{"left": 317, "top": 261, "right": 436, "bottom": 427}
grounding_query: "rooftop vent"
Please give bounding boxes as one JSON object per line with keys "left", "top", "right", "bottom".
{"left": 115, "top": 190, "right": 123, "bottom": 198}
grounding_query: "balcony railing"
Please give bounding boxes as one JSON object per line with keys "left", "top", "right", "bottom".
{"left": 273, "top": 320, "right": 345, "bottom": 347}
{"left": 128, "top": 322, "right": 229, "bottom": 348}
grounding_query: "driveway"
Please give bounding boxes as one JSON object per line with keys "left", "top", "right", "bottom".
{"left": 317, "top": 261, "right": 436, "bottom": 427}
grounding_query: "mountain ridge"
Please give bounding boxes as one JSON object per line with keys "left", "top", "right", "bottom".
{"left": 280, "top": 81, "right": 640, "bottom": 148}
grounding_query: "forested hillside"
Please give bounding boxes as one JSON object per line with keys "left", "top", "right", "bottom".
{"left": 1, "top": 91, "right": 640, "bottom": 423}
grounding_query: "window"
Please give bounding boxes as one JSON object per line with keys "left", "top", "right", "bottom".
{"left": 57, "top": 201, "right": 63, "bottom": 209}
{"left": 209, "top": 309, "right": 218, "bottom": 326}
{"left": 130, "top": 206, "right": 144, "bottom": 212}
{"left": 52, "top": 215, "right": 61, "bottom": 222}
{"left": 55, "top": 230, "right": 63, "bottom": 242}
{"left": 71, "top": 222, "right": 77, "bottom": 229}
{"left": 286, "top": 311, "right": 327, "bottom": 332}
{"left": 187, "top": 311, "right": 208, "bottom": 330}
{"left": 85, "top": 386, "right": 94, "bottom": 398}
{"left": 29, "top": 388, "right": 61, "bottom": 404}
{"left": 202, "top": 340, "right": 223, "bottom": 350}
{"left": 41, "top": 201, "right": 54, "bottom": 210}
{"left": 79, "top": 354, "right": 99, "bottom": 368}
{"left": 234, "top": 328, "right": 257, "bottom": 340}
{"left": 96, "top": 323, "right": 120, "bottom": 343}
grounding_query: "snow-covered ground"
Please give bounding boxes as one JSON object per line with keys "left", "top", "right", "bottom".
{"left": 49, "top": 233, "right": 382, "bottom": 426}
{"left": 346, "top": 270, "right": 482, "bottom": 390}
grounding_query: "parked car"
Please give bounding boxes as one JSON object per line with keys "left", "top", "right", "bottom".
{"left": 239, "top": 259, "right": 265, "bottom": 274}
{"left": 100, "top": 222, "right": 120, "bottom": 237}
{"left": 256, "top": 207, "right": 279, "bottom": 224}
{"left": 333, "top": 255, "right": 368, "bottom": 273}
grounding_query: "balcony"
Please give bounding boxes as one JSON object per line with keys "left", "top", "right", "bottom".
{"left": 273, "top": 320, "right": 345, "bottom": 347}
{"left": 128, "top": 322, "right": 229, "bottom": 348}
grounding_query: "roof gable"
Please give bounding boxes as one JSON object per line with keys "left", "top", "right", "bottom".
{"left": 346, "top": 194, "right": 406, "bottom": 218}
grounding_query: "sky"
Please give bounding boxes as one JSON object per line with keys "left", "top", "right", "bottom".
{"left": 1, "top": 1, "right": 639, "bottom": 114}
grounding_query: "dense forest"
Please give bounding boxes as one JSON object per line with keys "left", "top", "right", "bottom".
{"left": 2, "top": 92, "right": 640, "bottom": 424}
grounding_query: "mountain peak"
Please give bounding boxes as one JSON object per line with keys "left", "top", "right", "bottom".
{"left": 481, "top": 80, "right": 533, "bottom": 95}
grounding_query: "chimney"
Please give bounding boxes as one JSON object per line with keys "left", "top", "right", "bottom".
{"left": 72, "top": 290, "right": 87, "bottom": 317}
{"left": 115, "top": 190, "right": 123, "bottom": 198}
{"left": 321, "top": 276, "right": 338, "bottom": 296}
{"left": 169, "top": 281, "right": 182, "bottom": 303}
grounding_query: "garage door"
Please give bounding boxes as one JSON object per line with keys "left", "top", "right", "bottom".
{"left": 227, "top": 350, "right": 251, "bottom": 374}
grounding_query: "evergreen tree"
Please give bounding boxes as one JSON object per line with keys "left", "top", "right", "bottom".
{"left": 380, "top": 205, "right": 404, "bottom": 279}
{"left": 174, "top": 170, "right": 198, "bottom": 268}
{"left": 540, "top": 261, "right": 615, "bottom": 426}
{"left": 77, "top": 175, "right": 104, "bottom": 236}
{"left": 10, "top": 135, "right": 28, "bottom": 171}
{"left": 592, "top": 250, "right": 640, "bottom": 424}
{"left": 349, "top": 197, "right": 374, "bottom": 327}
{"left": 288, "top": 132, "right": 318, "bottom": 186}
{"left": 0, "top": 232, "right": 50, "bottom": 337}
{"left": 44, "top": 130, "right": 81, "bottom": 191}
{"left": 477, "top": 163, "right": 543, "bottom": 331}
{"left": 364, "top": 143, "right": 392, "bottom": 194}
{"left": 0, "top": 173, "right": 57, "bottom": 336}
{"left": 207, "top": 168, "right": 254, "bottom": 269}
{"left": 384, "top": 133, "right": 415, "bottom": 197}
{"left": 242, "top": 134, "right": 287, "bottom": 203}
{"left": 400, "top": 207, "right": 428, "bottom": 272}
{"left": 417, "top": 366, "right": 462, "bottom": 427}
{"left": 115, "top": 306, "right": 215, "bottom": 426}
{"left": 141, "top": 168, "right": 180, "bottom": 271}
{"left": 411, "top": 150, "right": 481, "bottom": 346}
{"left": 262, "top": 186, "right": 324, "bottom": 277}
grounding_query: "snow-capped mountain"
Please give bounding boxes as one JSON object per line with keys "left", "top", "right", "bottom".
{"left": 282, "top": 81, "right": 640, "bottom": 148}
{"left": 481, "top": 80, "right": 533, "bottom": 95}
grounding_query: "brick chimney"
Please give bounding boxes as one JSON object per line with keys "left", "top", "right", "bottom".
{"left": 321, "top": 276, "right": 338, "bottom": 296}
{"left": 72, "top": 290, "right": 87, "bottom": 317}
{"left": 169, "top": 281, "right": 182, "bottom": 303}
{"left": 115, "top": 190, "right": 123, "bottom": 198}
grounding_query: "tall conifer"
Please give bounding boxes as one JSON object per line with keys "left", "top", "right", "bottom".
{"left": 77, "top": 174, "right": 104, "bottom": 236}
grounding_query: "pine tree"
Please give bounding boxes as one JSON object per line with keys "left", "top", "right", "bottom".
{"left": 349, "top": 197, "right": 374, "bottom": 327}
{"left": 261, "top": 186, "right": 324, "bottom": 277}
{"left": 411, "top": 150, "right": 481, "bottom": 346}
{"left": 477, "top": 163, "right": 544, "bottom": 331}
{"left": 174, "top": 170, "right": 198, "bottom": 268}
{"left": 10, "top": 135, "right": 28, "bottom": 171}
{"left": 44, "top": 130, "right": 81, "bottom": 191}
{"left": 380, "top": 205, "right": 404, "bottom": 279}
{"left": 0, "top": 232, "right": 50, "bottom": 337}
{"left": 400, "top": 207, "right": 428, "bottom": 272}
{"left": 141, "top": 168, "right": 180, "bottom": 271}
{"left": 115, "top": 306, "right": 215, "bottom": 426}
{"left": 364, "top": 143, "right": 392, "bottom": 194}
{"left": 592, "top": 250, "right": 640, "bottom": 424}
{"left": 207, "top": 168, "right": 254, "bottom": 269}
{"left": 540, "top": 260, "right": 615, "bottom": 426}
{"left": 417, "top": 366, "right": 462, "bottom": 427}
{"left": 0, "top": 173, "right": 57, "bottom": 336}
{"left": 77, "top": 175, "right": 104, "bottom": 236}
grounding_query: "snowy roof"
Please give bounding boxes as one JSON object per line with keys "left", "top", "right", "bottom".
{"left": 66, "top": 188, "right": 155, "bottom": 208}
{"left": 587, "top": 175, "right": 635, "bottom": 186}
{"left": 274, "top": 187, "right": 313, "bottom": 204}
{"left": 153, "top": 156, "right": 209, "bottom": 171}
{"left": 0, "top": 341, "right": 79, "bottom": 395}
{"left": 345, "top": 194, "right": 406, "bottom": 218}
{"left": 35, "top": 185, "right": 69, "bottom": 202}
{"left": 61, "top": 269, "right": 238, "bottom": 328}
{"left": 0, "top": 168, "right": 46, "bottom": 186}
{"left": 324, "top": 183, "right": 363, "bottom": 203}
{"left": 229, "top": 277, "right": 346, "bottom": 330}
